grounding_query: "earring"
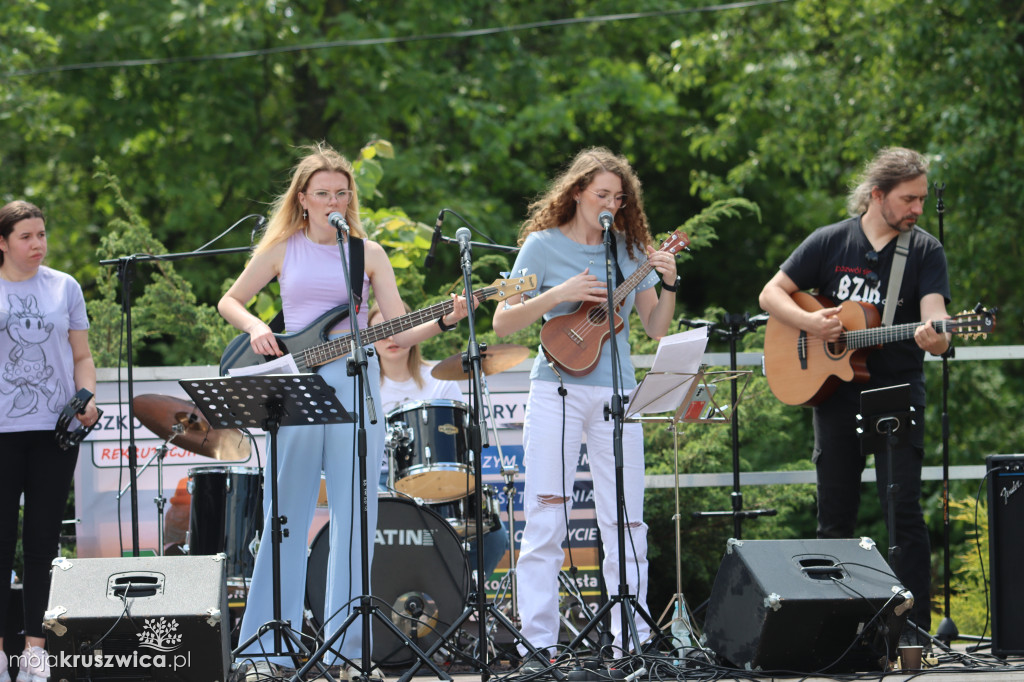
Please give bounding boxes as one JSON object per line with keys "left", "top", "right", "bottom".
{"left": 302, "top": 209, "right": 308, "bottom": 221}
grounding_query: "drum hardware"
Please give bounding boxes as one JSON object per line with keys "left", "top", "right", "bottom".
{"left": 125, "top": 393, "right": 252, "bottom": 556}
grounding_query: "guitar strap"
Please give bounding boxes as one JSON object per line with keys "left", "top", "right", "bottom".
{"left": 349, "top": 236, "right": 364, "bottom": 313}
{"left": 881, "top": 230, "right": 912, "bottom": 327}
{"left": 607, "top": 230, "right": 625, "bottom": 287}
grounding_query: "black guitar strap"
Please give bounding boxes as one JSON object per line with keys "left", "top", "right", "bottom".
{"left": 349, "top": 236, "right": 364, "bottom": 313}
{"left": 607, "top": 230, "right": 625, "bottom": 287}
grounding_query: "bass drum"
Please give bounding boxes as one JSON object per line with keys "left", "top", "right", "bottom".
{"left": 305, "top": 495, "right": 469, "bottom": 666}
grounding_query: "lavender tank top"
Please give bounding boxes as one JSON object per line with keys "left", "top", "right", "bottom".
{"left": 279, "top": 231, "right": 370, "bottom": 335}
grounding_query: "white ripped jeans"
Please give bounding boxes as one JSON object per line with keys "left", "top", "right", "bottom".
{"left": 516, "top": 380, "right": 650, "bottom": 655}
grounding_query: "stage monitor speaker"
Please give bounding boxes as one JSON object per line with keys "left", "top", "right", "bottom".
{"left": 703, "top": 538, "right": 909, "bottom": 674}
{"left": 43, "top": 554, "right": 229, "bottom": 681}
{"left": 987, "top": 454, "right": 1024, "bottom": 657}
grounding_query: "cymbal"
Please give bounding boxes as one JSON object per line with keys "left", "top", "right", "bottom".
{"left": 133, "top": 394, "right": 250, "bottom": 461}
{"left": 430, "top": 344, "right": 530, "bottom": 381}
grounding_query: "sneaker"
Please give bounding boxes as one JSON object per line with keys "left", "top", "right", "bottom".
{"left": 343, "top": 665, "right": 385, "bottom": 681}
{"left": 520, "top": 657, "right": 552, "bottom": 674}
{"left": 239, "top": 660, "right": 280, "bottom": 681}
{"left": 15, "top": 647, "right": 49, "bottom": 682}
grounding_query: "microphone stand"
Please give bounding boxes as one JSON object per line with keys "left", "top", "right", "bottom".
{"left": 294, "top": 218, "right": 450, "bottom": 682}
{"left": 99, "top": 241, "right": 255, "bottom": 555}
{"left": 933, "top": 183, "right": 960, "bottom": 646}
{"left": 681, "top": 313, "right": 776, "bottom": 539}
{"left": 569, "top": 221, "right": 660, "bottom": 659}
{"left": 397, "top": 225, "right": 540, "bottom": 682}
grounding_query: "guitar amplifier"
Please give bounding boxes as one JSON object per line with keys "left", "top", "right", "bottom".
{"left": 987, "top": 454, "right": 1024, "bottom": 657}
{"left": 43, "top": 555, "right": 229, "bottom": 681}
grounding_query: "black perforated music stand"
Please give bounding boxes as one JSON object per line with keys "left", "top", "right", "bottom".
{"left": 181, "top": 374, "right": 352, "bottom": 673}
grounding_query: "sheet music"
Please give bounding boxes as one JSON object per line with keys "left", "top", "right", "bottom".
{"left": 227, "top": 353, "right": 301, "bottom": 377}
{"left": 626, "top": 327, "right": 709, "bottom": 417}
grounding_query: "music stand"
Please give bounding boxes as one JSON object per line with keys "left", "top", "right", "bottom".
{"left": 626, "top": 367, "right": 749, "bottom": 656}
{"left": 180, "top": 373, "right": 352, "bottom": 675}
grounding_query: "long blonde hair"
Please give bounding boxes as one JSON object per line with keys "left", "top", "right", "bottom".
{"left": 368, "top": 302, "right": 426, "bottom": 390}
{"left": 518, "top": 147, "right": 651, "bottom": 259}
{"left": 253, "top": 142, "right": 366, "bottom": 258}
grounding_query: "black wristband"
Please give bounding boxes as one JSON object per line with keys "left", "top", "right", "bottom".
{"left": 437, "top": 316, "right": 457, "bottom": 332}
{"left": 662, "top": 275, "right": 681, "bottom": 293}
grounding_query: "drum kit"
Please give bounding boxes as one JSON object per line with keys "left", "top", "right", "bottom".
{"left": 125, "top": 343, "right": 530, "bottom": 660}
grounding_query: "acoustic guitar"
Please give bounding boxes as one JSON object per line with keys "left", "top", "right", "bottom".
{"left": 220, "top": 274, "right": 537, "bottom": 375}
{"left": 540, "top": 230, "right": 689, "bottom": 377}
{"left": 763, "top": 292, "right": 996, "bottom": 406}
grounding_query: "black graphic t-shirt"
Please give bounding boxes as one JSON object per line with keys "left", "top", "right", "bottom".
{"left": 780, "top": 216, "right": 950, "bottom": 404}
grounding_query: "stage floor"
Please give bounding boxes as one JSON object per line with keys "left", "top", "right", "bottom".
{"left": 244, "top": 642, "right": 1024, "bottom": 682}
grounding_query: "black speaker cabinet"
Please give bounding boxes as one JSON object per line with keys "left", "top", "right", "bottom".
{"left": 703, "top": 538, "right": 908, "bottom": 673}
{"left": 987, "top": 454, "right": 1024, "bottom": 657}
{"left": 43, "top": 555, "right": 229, "bottom": 681}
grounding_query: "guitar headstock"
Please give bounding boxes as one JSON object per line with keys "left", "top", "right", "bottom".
{"left": 949, "top": 305, "right": 997, "bottom": 339}
{"left": 485, "top": 273, "right": 538, "bottom": 302}
{"left": 660, "top": 230, "right": 690, "bottom": 255}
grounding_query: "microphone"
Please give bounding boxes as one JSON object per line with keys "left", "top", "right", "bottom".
{"left": 598, "top": 210, "right": 614, "bottom": 230}
{"left": 455, "top": 226, "right": 472, "bottom": 253}
{"left": 328, "top": 211, "right": 349, "bottom": 233}
{"left": 424, "top": 209, "right": 444, "bottom": 269}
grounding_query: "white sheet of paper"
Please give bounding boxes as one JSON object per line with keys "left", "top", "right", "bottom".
{"left": 226, "top": 353, "right": 301, "bottom": 377}
{"left": 626, "top": 327, "right": 709, "bottom": 416}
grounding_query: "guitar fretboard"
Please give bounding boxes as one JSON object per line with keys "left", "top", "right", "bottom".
{"left": 299, "top": 287, "right": 497, "bottom": 369}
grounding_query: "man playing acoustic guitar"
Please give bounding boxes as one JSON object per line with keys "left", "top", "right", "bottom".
{"left": 759, "top": 147, "right": 950, "bottom": 646}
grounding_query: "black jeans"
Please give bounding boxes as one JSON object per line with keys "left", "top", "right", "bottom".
{"left": 0, "top": 431, "right": 79, "bottom": 638}
{"left": 813, "top": 398, "right": 932, "bottom": 635}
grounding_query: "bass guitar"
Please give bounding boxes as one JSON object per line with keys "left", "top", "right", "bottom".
{"left": 220, "top": 274, "right": 537, "bottom": 375}
{"left": 540, "top": 230, "right": 689, "bottom": 377}
{"left": 763, "top": 292, "right": 996, "bottom": 406}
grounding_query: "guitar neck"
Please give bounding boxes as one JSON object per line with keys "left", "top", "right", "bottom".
{"left": 300, "top": 287, "right": 496, "bottom": 368}
{"left": 844, "top": 319, "right": 950, "bottom": 349}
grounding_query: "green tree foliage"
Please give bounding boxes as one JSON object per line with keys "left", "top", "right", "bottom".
{"left": 3, "top": 0, "right": 1021, "bottom": 627}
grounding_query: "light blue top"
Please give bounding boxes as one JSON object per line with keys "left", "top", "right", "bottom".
{"left": 509, "top": 228, "right": 659, "bottom": 389}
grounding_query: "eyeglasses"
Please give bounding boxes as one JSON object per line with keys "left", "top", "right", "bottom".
{"left": 308, "top": 189, "right": 353, "bottom": 203}
{"left": 587, "top": 190, "right": 628, "bottom": 207}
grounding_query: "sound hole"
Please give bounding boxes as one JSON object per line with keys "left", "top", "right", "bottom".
{"left": 587, "top": 307, "right": 608, "bottom": 325}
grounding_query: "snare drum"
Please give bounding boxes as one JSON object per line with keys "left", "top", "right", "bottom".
{"left": 186, "top": 466, "right": 263, "bottom": 580}
{"left": 427, "top": 484, "right": 501, "bottom": 540}
{"left": 386, "top": 399, "right": 472, "bottom": 502}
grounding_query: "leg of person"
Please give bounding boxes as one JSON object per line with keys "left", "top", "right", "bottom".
{"left": 321, "top": 355, "right": 385, "bottom": 666}
{"left": 812, "top": 400, "right": 865, "bottom": 539}
{"left": 236, "top": 419, "right": 322, "bottom": 668}
{"left": 516, "top": 380, "right": 585, "bottom": 657}
{"left": 466, "top": 521, "right": 509, "bottom": 584}
{"left": 874, "top": 412, "right": 931, "bottom": 638}
{"left": 0, "top": 433, "right": 31, "bottom": 682}
{"left": 18, "top": 431, "right": 79, "bottom": 681}
{"left": 586, "top": 396, "right": 650, "bottom": 651}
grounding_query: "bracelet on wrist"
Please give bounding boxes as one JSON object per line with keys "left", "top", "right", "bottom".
{"left": 437, "top": 316, "right": 457, "bottom": 332}
{"left": 662, "top": 275, "right": 681, "bottom": 293}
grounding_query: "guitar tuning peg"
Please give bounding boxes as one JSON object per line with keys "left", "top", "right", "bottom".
{"left": 518, "top": 267, "right": 529, "bottom": 277}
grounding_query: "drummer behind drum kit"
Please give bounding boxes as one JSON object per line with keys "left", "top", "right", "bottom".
{"left": 126, "top": 343, "right": 531, "bottom": 659}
